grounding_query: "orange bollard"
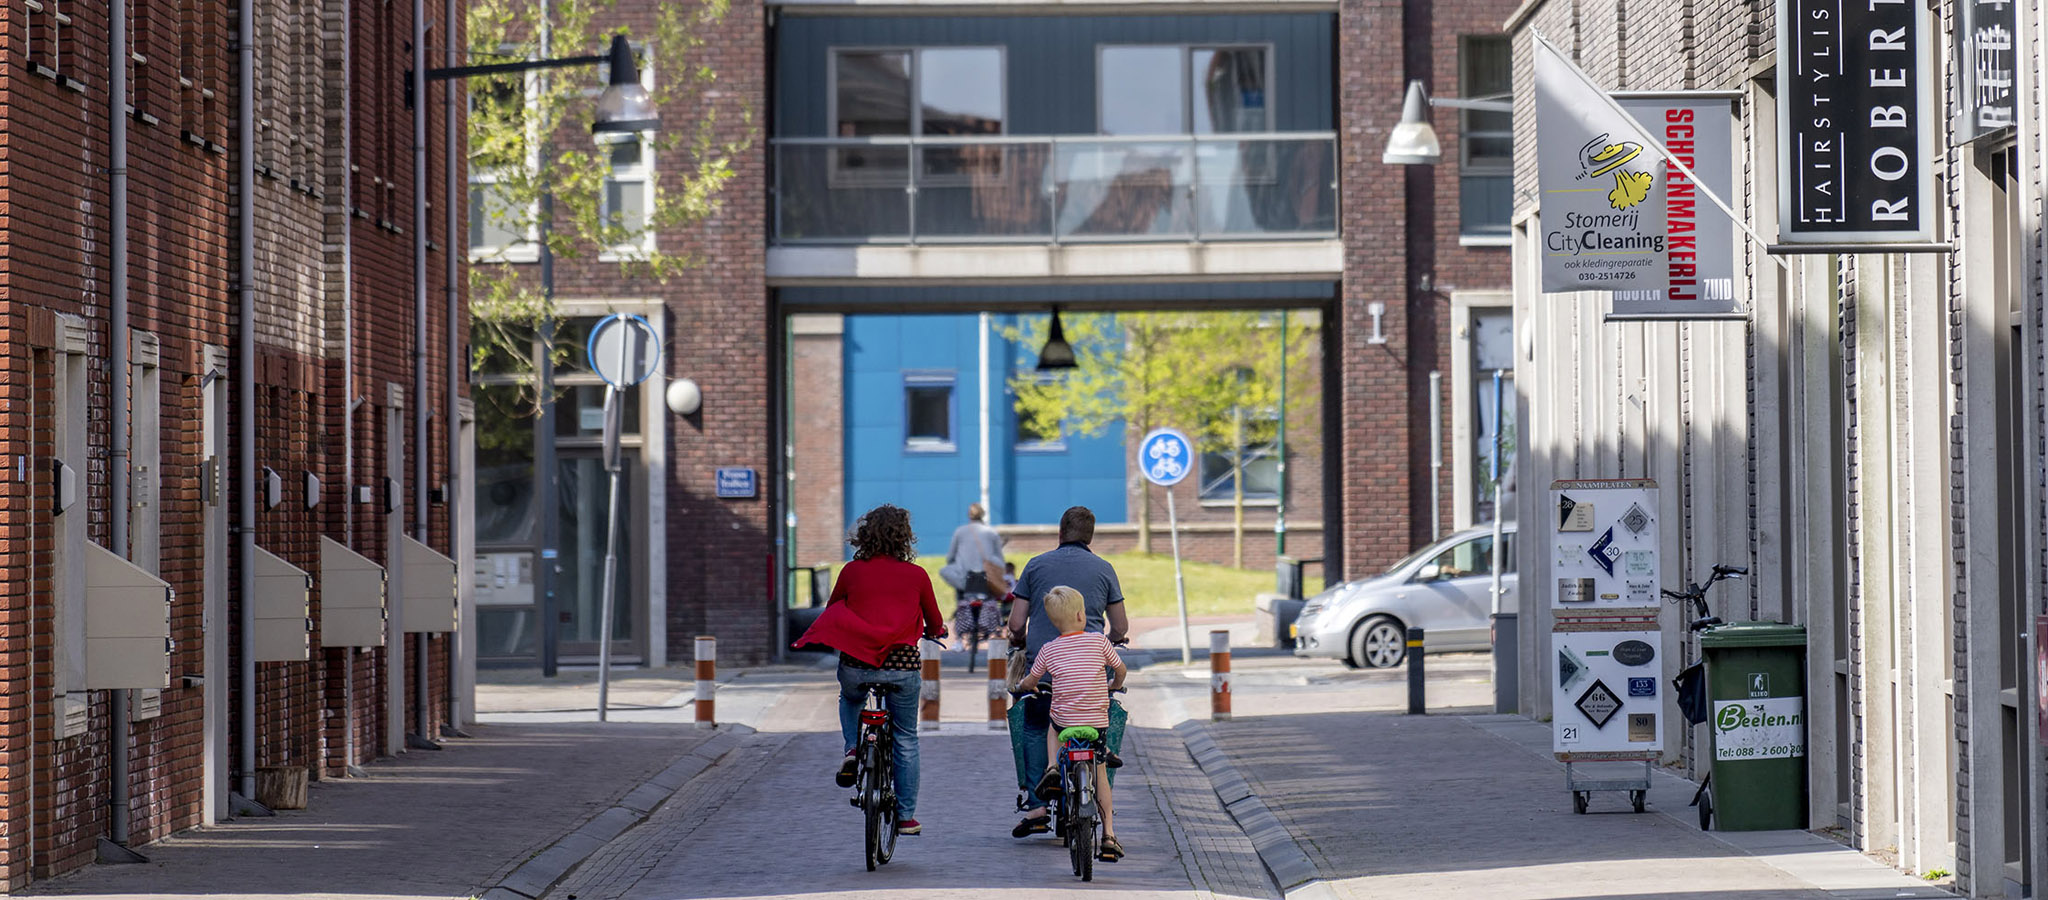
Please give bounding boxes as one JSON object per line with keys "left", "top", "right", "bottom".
{"left": 694, "top": 636, "right": 716, "bottom": 729}
{"left": 987, "top": 655, "right": 1009, "bottom": 730}
{"left": 920, "top": 639, "right": 941, "bottom": 731}
{"left": 1210, "top": 629, "right": 1232, "bottom": 721}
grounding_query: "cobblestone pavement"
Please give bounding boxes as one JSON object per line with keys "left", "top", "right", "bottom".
{"left": 547, "top": 669, "right": 1277, "bottom": 900}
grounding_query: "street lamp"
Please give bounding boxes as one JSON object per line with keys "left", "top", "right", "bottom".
{"left": 426, "top": 32, "right": 657, "bottom": 679}
{"left": 1037, "top": 306, "right": 1077, "bottom": 370}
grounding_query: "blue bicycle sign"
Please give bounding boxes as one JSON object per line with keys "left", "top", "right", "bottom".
{"left": 1138, "top": 428, "right": 1194, "bottom": 487}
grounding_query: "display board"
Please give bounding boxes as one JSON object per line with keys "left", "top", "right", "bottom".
{"left": 1550, "top": 480, "right": 1660, "bottom": 611}
{"left": 1553, "top": 628, "right": 1665, "bottom": 757}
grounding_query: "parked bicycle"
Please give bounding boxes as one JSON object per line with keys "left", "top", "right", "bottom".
{"left": 1663, "top": 563, "right": 1745, "bottom": 828}
{"left": 954, "top": 590, "right": 1001, "bottom": 673}
{"left": 849, "top": 680, "right": 902, "bottom": 870}
{"left": 1663, "top": 563, "right": 1746, "bottom": 632}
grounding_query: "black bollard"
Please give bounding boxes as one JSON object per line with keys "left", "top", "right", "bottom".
{"left": 1406, "top": 627, "right": 1425, "bottom": 715}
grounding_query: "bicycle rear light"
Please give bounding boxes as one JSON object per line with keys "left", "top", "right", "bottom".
{"left": 861, "top": 710, "right": 889, "bottom": 725}
{"left": 1068, "top": 749, "right": 1094, "bottom": 761}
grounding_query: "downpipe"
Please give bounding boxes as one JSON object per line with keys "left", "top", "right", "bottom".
{"left": 101, "top": 0, "right": 145, "bottom": 864}
{"left": 233, "top": 0, "right": 268, "bottom": 815}
{"left": 443, "top": 0, "right": 468, "bottom": 733}
{"left": 409, "top": 0, "right": 438, "bottom": 750}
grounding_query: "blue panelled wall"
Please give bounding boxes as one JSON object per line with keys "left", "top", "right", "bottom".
{"left": 843, "top": 314, "right": 1126, "bottom": 551}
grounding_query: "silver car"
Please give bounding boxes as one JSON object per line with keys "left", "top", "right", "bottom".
{"left": 1292, "top": 523, "right": 1519, "bottom": 668}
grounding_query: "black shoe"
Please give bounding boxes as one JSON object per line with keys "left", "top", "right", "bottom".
{"left": 1011, "top": 814, "right": 1050, "bottom": 838}
{"left": 835, "top": 752, "right": 858, "bottom": 788}
{"left": 1033, "top": 768, "right": 1063, "bottom": 801}
{"left": 1105, "top": 750, "right": 1124, "bottom": 769}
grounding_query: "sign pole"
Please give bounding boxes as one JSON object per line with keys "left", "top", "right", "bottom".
{"left": 1168, "top": 491, "right": 1191, "bottom": 665}
{"left": 587, "top": 313, "right": 659, "bottom": 723}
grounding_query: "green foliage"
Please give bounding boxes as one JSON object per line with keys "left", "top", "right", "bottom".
{"left": 1001, "top": 311, "right": 1319, "bottom": 458}
{"left": 466, "top": 0, "right": 753, "bottom": 398}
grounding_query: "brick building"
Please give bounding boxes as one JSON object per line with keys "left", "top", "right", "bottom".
{"left": 470, "top": 0, "right": 1522, "bottom": 670}
{"left": 1505, "top": 0, "right": 2047, "bottom": 895}
{"left": 0, "top": 0, "right": 466, "bottom": 886}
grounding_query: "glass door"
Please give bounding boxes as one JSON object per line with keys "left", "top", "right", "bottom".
{"left": 554, "top": 449, "right": 645, "bottom": 664}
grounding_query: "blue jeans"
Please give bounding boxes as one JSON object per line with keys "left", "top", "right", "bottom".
{"left": 837, "top": 663, "right": 923, "bottom": 821}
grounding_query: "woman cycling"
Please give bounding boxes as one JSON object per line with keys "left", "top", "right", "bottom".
{"left": 792, "top": 504, "right": 947, "bottom": 836}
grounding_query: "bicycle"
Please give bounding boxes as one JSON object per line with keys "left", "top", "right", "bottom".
{"left": 849, "top": 680, "right": 902, "bottom": 871}
{"left": 1034, "top": 685, "right": 1124, "bottom": 882}
{"left": 1662, "top": 563, "right": 1747, "bottom": 632}
{"left": 955, "top": 591, "right": 999, "bottom": 673}
{"left": 1662, "top": 563, "right": 1745, "bottom": 827}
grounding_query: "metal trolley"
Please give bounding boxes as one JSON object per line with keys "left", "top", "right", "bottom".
{"left": 1562, "top": 754, "right": 1654, "bottom": 814}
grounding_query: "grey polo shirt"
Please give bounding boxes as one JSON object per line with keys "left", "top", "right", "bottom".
{"left": 1014, "top": 542, "right": 1124, "bottom": 665}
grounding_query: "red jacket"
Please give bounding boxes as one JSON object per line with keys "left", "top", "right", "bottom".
{"left": 793, "top": 557, "right": 945, "bottom": 665}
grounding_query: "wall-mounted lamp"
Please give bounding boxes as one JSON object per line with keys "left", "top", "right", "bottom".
{"left": 666, "top": 377, "right": 703, "bottom": 416}
{"left": 261, "top": 466, "right": 283, "bottom": 510}
{"left": 1384, "top": 79, "right": 1516, "bottom": 167}
{"left": 1367, "top": 302, "right": 1389, "bottom": 345}
{"left": 303, "top": 471, "right": 321, "bottom": 510}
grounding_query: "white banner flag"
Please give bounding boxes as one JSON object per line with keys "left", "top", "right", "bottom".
{"left": 1537, "top": 41, "right": 1669, "bottom": 294}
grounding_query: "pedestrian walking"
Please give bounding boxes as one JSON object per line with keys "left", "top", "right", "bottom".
{"left": 791, "top": 504, "right": 947, "bottom": 836}
{"left": 1005, "top": 506, "right": 1129, "bottom": 837}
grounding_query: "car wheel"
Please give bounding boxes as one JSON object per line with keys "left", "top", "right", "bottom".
{"left": 1350, "top": 615, "right": 1407, "bottom": 669}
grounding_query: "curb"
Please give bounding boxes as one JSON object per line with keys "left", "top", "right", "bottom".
{"left": 1173, "top": 719, "right": 1328, "bottom": 898}
{"left": 476, "top": 724, "right": 758, "bottom": 900}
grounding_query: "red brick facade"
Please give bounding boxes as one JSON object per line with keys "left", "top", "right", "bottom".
{"left": 0, "top": 0, "right": 465, "bottom": 885}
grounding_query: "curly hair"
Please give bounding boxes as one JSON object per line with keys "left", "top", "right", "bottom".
{"left": 848, "top": 504, "right": 918, "bottom": 562}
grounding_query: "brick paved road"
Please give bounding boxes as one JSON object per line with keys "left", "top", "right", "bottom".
{"left": 548, "top": 677, "right": 1276, "bottom": 900}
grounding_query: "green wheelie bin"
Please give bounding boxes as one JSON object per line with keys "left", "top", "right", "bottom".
{"left": 1700, "top": 623, "right": 1807, "bottom": 831}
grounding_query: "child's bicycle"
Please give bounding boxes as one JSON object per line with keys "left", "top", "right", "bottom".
{"left": 849, "top": 680, "right": 903, "bottom": 871}
{"left": 1033, "top": 685, "right": 1125, "bottom": 881}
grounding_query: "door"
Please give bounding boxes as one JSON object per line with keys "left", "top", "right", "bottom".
{"left": 554, "top": 449, "right": 645, "bottom": 664}
{"left": 1412, "top": 534, "right": 1497, "bottom": 647}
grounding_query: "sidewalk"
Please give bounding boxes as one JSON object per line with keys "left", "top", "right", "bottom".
{"left": 24, "top": 668, "right": 794, "bottom": 900}
{"left": 1136, "top": 654, "right": 1953, "bottom": 900}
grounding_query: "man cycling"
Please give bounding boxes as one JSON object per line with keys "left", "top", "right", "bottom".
{"left": 1005, "top": 505, "right": 1128, "bottom": 838}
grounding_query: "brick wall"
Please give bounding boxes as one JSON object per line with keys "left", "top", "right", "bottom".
{"left": 791, "top": 319, "right": 845, "bottom": 567}
{"left": 0, "top": 0, "right": 464, "bottom": 885}
{"left": 1334, "top": 0, "right": 1516, "bottom": 582}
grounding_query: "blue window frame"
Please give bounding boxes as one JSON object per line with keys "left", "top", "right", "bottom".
{"left": 903, "top": 370, "right": 957, "bottom": 451}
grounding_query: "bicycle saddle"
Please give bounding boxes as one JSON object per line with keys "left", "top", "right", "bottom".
{"left": 858, "top": 681, "right": 903, "bottom": 694}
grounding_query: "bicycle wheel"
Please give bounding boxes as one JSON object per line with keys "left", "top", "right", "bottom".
{"left": 965, "top": 628, "right": 980, "bottom": 673}
{"left": 875, "top": 743, "right": 899, "bottom": 865}
{"left": 1071, "top": 765, "right": 1096, "bottom": 880}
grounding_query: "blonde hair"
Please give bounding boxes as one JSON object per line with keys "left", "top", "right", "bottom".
{"left": 1043, "top": 586, "right": 1086, "bottom": 631}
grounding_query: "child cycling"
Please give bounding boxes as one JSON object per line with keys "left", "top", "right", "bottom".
{"left": 1017, "top": 585, "right": 1128, "bottom": 861}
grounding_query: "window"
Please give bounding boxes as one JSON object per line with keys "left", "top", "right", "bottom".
{"left": 1197, "top": 419, "right": 1281, "bottom": 501}
{"left": 1013, "top": 375, "right": 1062, "bottom": 449}
{"left": 600, "top": 136, "right": 653, "bottom": 255}
{"left": 23, "top": 0, "right": 72, "bottom": 80}
{"left": 1471, "top": 310, "right": 1515, "bottom": 523}
{"left": 1100, "top": 45, "right": 1271, "bottom": 135}
{"left": 831, "top": 47, "right": 1003, "bottom": 137}
{"left": 903, "top": 372, "right": 955, "bottom": 450}
{"left": 1459, "top": 36, "right": 1513, "bottom": 241}
{"left": 831, "top": 47, "right": 1004, "bottom": 181}
{"left": 1418, "top": 535, "right": 1495, "bottom": 581}
{"left": 468, "top": 61, "right": 540, "bottom": 262}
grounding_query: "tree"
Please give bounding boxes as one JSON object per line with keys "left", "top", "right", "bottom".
{"left": 465, "top": 0, "right": 750, "bottom": 404}
{"left": 1006, "top": 311, "right": 1317, "bottom": 563}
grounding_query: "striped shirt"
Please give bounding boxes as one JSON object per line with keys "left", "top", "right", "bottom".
{"left": 1028, "top": 632, "right": 1123, "bottom": 728}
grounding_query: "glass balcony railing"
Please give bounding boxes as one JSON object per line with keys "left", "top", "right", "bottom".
{"left": 772, "top": 133, "right": 1338, "bottom": 244}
